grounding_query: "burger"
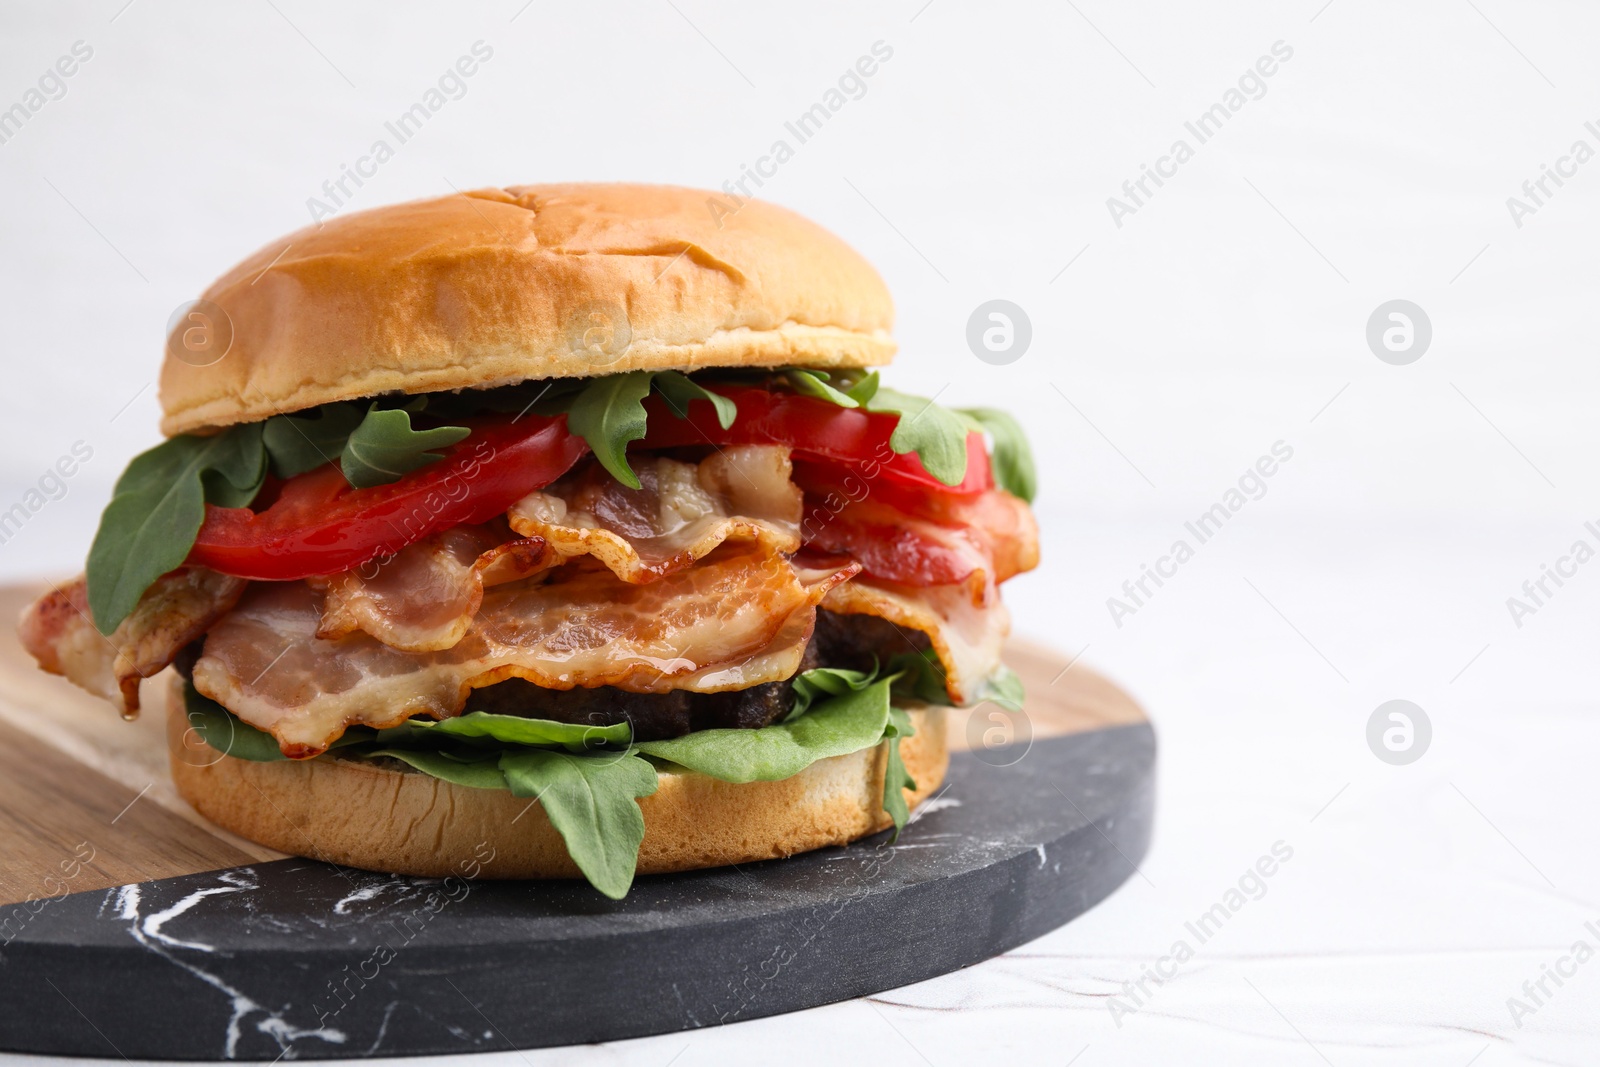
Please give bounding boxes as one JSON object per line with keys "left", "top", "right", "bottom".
{"left": 18, "top": 184, "right": 1039, "bottom": 898}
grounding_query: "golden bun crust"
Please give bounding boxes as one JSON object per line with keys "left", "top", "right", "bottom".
{"left": 165, "top": 681, "right": 947, "bottom": 880}
{"left": 159, "top": 183, "right": 896, "bottom": 436}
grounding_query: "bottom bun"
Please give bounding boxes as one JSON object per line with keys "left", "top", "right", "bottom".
{"left": 164, "top": 677, "right": 948, "bottom": 880}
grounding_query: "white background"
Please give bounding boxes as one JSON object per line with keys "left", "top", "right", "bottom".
{"left": 3, "top": 1, "right": 1599, "bottom": 1064}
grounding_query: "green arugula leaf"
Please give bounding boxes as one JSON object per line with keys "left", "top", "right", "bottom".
{"left": 380, "top": 711, "right": 631, "bottom": 752}
{"left": 185, "top": 682, "right": 376, "bottom": 759}
{"left": 363, "top": 748, "right": 509, "bottom": 790}
{"left": 845, "top": 370, "right": 881, "bottom": 405}
{"left": 887, "top": 650, "right": 1026, "bottom": 713}
{"left": 653, "top": 370, "right": 737, "bottom": 429}
{"left": 339, "top": 407, "right": 471, "bottom": 489}
{"left": 784, "top": 666, "right": 879, "bottom": 722}
{"left": 565, "top": 371, "right": 655, "bottom": 489}
{"left": 775, "top": 369, "right": 968, "bottom": 486}
{"left": 86, "top": 425, "right": 266, "bottom": 633}
{"left": 636, "top": 679, "right": 893, "bottom": 782}
{"left": 785, "top": 368, "right": 860, "bottom": 408}
{"left": 885, "top": 648, "right": 948, "bottom": 706}
{"left": 183, "top": 682, "right": 287, "bottom": 761}
{"left": 957, "top": 407, "right": 1037, "bottom": 503}
{"left": 973, "top": 663, "right": 1026, "bottom": 712}
{"left": 865, "top": 387, "right": 970, "bottom": 486}
{"left": 499, "top": 749, "right": 660, "bottom": 899}
{"left": 881, "top": 706, "right": 917, "bottom": 840}
{"left": 262, "top": 402, "right": 365, "bottom": 478}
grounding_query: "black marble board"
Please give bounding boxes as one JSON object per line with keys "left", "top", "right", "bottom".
{"left": 0, "top": 723, "right": 1155, "bottom": 1061}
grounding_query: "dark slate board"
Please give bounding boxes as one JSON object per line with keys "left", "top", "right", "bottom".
{"left": 0, "top": 723, "right": 1155, "bottom": 1061}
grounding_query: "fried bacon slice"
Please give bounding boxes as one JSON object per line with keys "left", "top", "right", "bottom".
{"left": 18, "top": 569, "right": 246, "bottom": 715}
{"left": 932, "top": 487, "right": 1041, "bottom": 588}
{"left": 307, "top": 447, "right": 805, "bottom": 658}
{"left": 309, "top": 522, "right": 553, "bottom": 653}
{"left": 191, "top": 543, "right": 857, "bottom": 756}
{"left": 820, "top": 576, "right": 1011, "bottom": 706}
{"left": 508, "top": 445, "right": 803, "bottom": 584}
{"left": 804, "top": 488, "right": 1040, "bottom": 607}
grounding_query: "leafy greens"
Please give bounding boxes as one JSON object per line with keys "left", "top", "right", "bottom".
{"left": 500, "top": 749, "right": 660, "bottom": 900}
{"left": 87, "top": 402, "right": 471, "bottom": 633}
{"left": 561, "top": 369, "right": 739, "bottom": 488}
{"left": 260, "top": 402, "right": 366, "bottom": 479}
{"left": 956, "top": 407, "right": 1037, "bottom": 503}
{"left": 777, "top": 368, "right": 1039, "bottom": 494}
{"left": 634, "top": 677, "right": 895, "bottom": 782}
{"left": 182, "top": 647, "right": 1012, "bottom": 897}
{"left": 87, "top": 367, "right": 1031, "bottom": 635}
{"left": 338, "top": 407, "right": 471, "bottom": 489}
{"left": 87, "top": 427, "right": 267, "bottom": 634}
{"left": 864, "top": 386, "right": 973, "bottom": 486}
{"left": 563, "top": 370, "right": 657, "bottom": 489}
{"left": 880, "top": 706, "right": 917, "bottom": 841}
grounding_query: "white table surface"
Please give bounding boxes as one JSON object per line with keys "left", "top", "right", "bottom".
{"left": 3, "top": 1, "right": 1599, "bottom": 1064}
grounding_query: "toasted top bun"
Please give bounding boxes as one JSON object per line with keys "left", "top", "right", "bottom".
{"left": 159, "top": 183, "right": 896, "bottom": 436}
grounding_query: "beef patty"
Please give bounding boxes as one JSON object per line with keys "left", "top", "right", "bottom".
{"left": 468, "top": 609, "right": 932, "bottom": 740}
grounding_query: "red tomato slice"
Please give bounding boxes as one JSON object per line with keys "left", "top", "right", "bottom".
{"left": 186, "top": 414, "right": 588, "bottom": 581}
{"left": 788, "top": 458, "right": 966, "bottom": 527}
{"left": 184, "top": 386, "right": 995, "bottom": 583}
{"left": 789, "top": 458, "right": 988, "bottom": 587}
{"left": 792, "top": 459, "right": 1038, "bottom": 589}
{"left": 800, "top": 501, "right": 982, "bottom": 587}
{"left": 640, "top": 386, "right": 992, "bottom": 496}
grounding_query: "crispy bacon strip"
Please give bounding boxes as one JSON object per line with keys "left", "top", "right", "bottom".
{"left": 934, "top": 488, "right": 1041, "bottom": 588}
{"left": 18, "top": 569, "right": 246, "bottom": 715}
{"left": 310, "top": 523, "right": 553, "bottom": 653}
{"left": 192, "top": 544, "right": 857, "bottom": 756}
{"left": 820, "top": 576, "right": 1011, "bottom": 706}
{"left": 308, "top": 447, "right": 805, "bottom": 658}
{"left": 806, "top": 488, "right": 1040, "bottom": 607}
{"left": 508, "top": 445, "right": 802, "bottom": 584}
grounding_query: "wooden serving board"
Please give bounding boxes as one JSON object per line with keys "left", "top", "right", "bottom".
{"left": 0, "top": 581, "right": 1154, "bottom": 1060}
